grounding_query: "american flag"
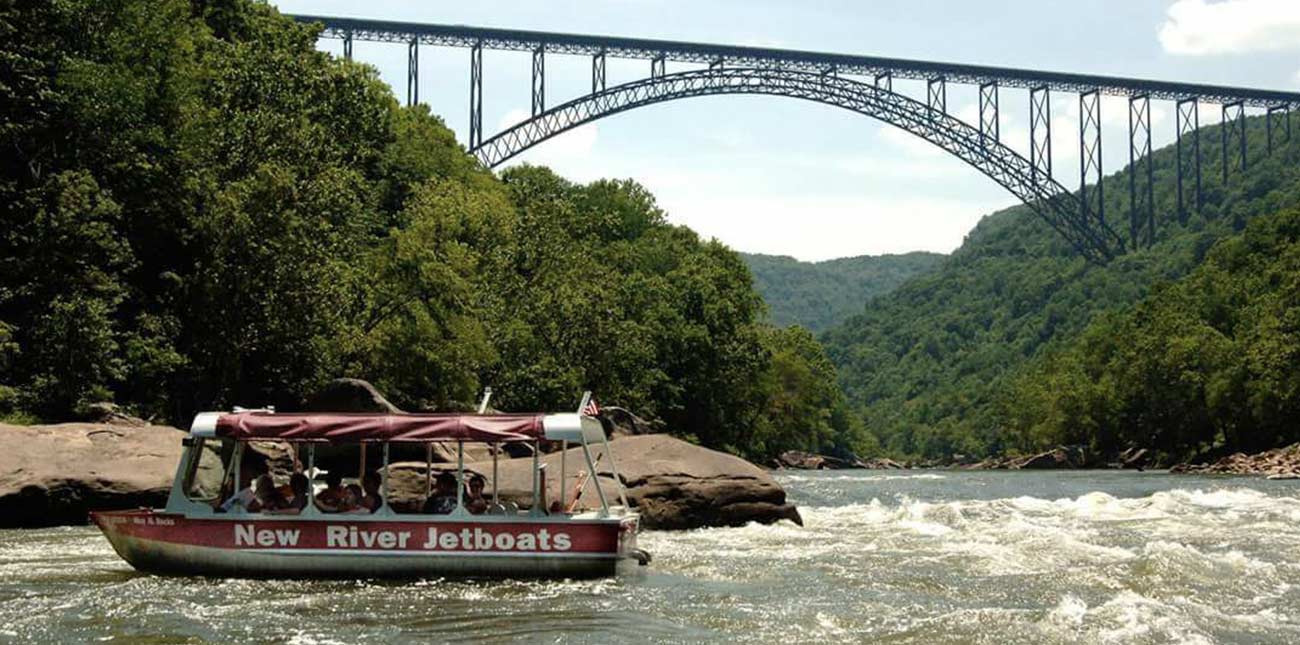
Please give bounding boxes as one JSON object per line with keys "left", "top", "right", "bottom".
{"left": 582, "top": 397, "right": 600, "bottom": 416}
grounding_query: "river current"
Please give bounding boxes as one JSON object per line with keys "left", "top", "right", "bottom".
{"left": 2, "top": 470, "right": 1298, "bottom": 644}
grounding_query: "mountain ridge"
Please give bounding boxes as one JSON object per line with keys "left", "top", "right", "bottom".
{"left": 741, "top": 251, "right": 945, "bottom": 332}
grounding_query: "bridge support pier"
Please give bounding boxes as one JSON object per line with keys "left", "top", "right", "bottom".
{"left": 1079, "top": 90, "right": 1105, "bottom": 238}
{"left": 1267, "top": 105, "right": 1290, "bottom": 153}
{"left": 927, "top": 77, "right": 946, "bottom": 118}
{"left": 343, "top": 32, "right": 353, "bottom": 60}
{"left": 592, "top": 51, "right": 606, "bottom": 93}
{"left": 532, "top": 45, "right": 546, "bottom": 116}
{"left": 470, "top": 41, "right": 483, "bottom": 148}
{"left": 874, "top": 72, "right": 892, "bottom": 92}
{"left": 979, "top": 82, "right": 999, "bottom": 145}
{"left": 1222, "top": 101, "right": 1246, "bottom": 182}
{"left": 1176, "top": 98, "right": 1202, "bottom": 223}
{"left": 650, "top": 54, "right": 665, "bottom": 79}
{"left": 1128, "top": 95, "right": 1154, "bottom": 248}
{"left": 1030, "top": 86, "right": 1052, "bottom": 183}
{"left": 407, "top": 40, "right": 418, "bottom": 106}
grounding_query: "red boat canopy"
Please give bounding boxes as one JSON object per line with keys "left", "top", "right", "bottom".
{"left": 211, "top": 412, "right": 544, "bottom": 443}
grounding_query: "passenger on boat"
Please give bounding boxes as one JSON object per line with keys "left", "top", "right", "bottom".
{"left": 247, "top": 473, "right": 288, "bottom": 513}
{"left": 423, "top": 472, "right": 458, "bottom": 514}
{"left": 359, "top": 471, "right": 383, "bottom": 513}
{"left": 464, "top": 473, "right": 489, "bottom": 515}
{"left": 342, "top": 484, "right": 365, "bottom": 512}
{"left": 315, "top": 471, "right": 348, "bottom": 512}
{"left": 219, "top": 462, "right": 267, "bottom": 512}
{"left": 283, "top": 472, "right": 310, "bottom": 513}
{"left": 219, "top": 474, "right": 253, "bottom": 512}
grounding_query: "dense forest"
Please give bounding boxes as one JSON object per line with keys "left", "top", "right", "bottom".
{"left": 0, "top": 0, "right": 867, "bottom": 460}
{"left": 1004, "top": 207, "right": 1300, "bottom": 464}
{"left": 741, "top": 252, "right": 943, "bottom": 332}
{"left": 823, "top": 110, "right": 1300, "bottom": 462}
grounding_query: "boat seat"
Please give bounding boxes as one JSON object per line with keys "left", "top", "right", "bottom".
{"left": 486, "top": 503, "right": 507, "bottom": 515}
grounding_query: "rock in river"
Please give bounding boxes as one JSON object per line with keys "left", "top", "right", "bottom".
{"left": 609, "top": 435, "right": 802, "bottom": 529}
{"left": 384, "top": 434, "right": 802, "bottom": 530}
{"left": 0, "top": 422, "right": 202, "bottom": 528}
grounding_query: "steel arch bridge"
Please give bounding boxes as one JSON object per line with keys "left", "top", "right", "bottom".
{"left": 290, "top": 14, "right": 1300, "bottom": 263}
{"left": 473, "top": 67, "right": 1119, "bottom": 262}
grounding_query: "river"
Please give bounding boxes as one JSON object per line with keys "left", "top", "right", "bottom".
{"left": 2, "top": 470, "right": 1298, "bottom": 643}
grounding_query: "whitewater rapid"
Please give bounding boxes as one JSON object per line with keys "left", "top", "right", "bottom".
{"left": 1, "top": 470, "right": 1296, "bottom": 643}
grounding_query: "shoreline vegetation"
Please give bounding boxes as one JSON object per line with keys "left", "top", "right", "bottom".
{"left": 4, "top": 0, "right": 1300, "bottom": 480}
{"left": 773, "top": 445, "right": 1300, "bottom": 479}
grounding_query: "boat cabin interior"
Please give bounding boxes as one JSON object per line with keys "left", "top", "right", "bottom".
{"left": 165, "top": 410, "right": 631, "bottom": 522}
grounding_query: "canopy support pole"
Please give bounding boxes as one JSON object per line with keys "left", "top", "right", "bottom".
{"left": 456, "top": 441, "right": 465, "bottom": 514}
{"left": 530, "top": 440, "right": 542, "bottom": 517}
{"left": 303, "top": 444, "right": 320, "bottom": 517}
{"left": 596, "top": 427, "right": 630, "bottom": 510}
{"left": 425, "top": 443, "right": 433, "bottom": 496}
{"left": 560, "top": 440, "right": 567, "bottom": 509}
{"left": 491, "top": 442, "right": 500, "bottom": 506}
{"left": 380, "top": 442, "right": 392, "bottom": 514}
{"left": 580, "top": 439, "right": 609, "bottom": 516}
{"left": 230, "top": 442, "right": 244, "bottom": 498}
{"left": 359, "top": 443, "right": 367, "bottom": 481}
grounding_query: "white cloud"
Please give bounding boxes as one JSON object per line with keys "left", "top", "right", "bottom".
{"left": 1159, "top": 0, "right": 1300, "bottom": 55}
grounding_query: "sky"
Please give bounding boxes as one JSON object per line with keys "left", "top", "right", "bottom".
{"left": 273, "top": 0, "right": 1300, "bottom": 261}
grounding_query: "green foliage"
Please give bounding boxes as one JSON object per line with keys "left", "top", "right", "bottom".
{"left": 743, "top": 252, "right": 944, "bottom": 332}
{"left": 824, "top": 110, "right": 1300, "bottom": 460}
{"left": 0, "top": 0, "right": 854, "bottom": 459}
{"left": 749, "top": 326, "right": 870, "bottom": 458}
{"left": 1003, "top": 208, "right": 1300, "bottom": 463}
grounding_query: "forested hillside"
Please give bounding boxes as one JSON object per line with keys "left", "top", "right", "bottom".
{"left": 741, "top": 252, "right": 943, "bottom": 332}
{"left": 0, "top": 0, "right": 866, "bottom": 460}
{"left": 1004, "top": 206, "right": 1300, "bottom": 464}
{"left": 823, "top": 112, "right": 1300, "bottom": 460}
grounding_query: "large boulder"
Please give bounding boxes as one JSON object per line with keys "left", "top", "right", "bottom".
{"left": 430, "top": 434, "right": 802, "bottom": 530}
{"left": 610, "top": 435, "right": 802, "bottom": 529}
{"left": 776, "top": 450, "right": 828, "bottom": 470}
{"left": 301, "top": 378, "right": 402, "bottom": 414}
{"left": 80, "top": 402, "right": 149, "bottom": 427}
{"left": 0, "top": 422, "right": 210, "bottom": 528}
{"left": 600, "top": 406, "right": 662, "bottom": 438}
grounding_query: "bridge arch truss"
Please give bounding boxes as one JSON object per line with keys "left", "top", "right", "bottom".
{"left": 474, "top": 67, "right": 1120, "bottom": 261}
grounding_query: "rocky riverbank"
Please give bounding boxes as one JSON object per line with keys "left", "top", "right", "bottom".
{"left": 1170, "top": 444, "right": 1300, "bottom": 479}
{"left": 773, "top": 445, "right": 1152, "bottom": 471}
{"left": 773, "top": 444, "right": 1300, "bottom": 476}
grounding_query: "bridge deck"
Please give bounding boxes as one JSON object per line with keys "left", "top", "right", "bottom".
{"left": 290, "top": 14, "right": 1300, "bottom": 108}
